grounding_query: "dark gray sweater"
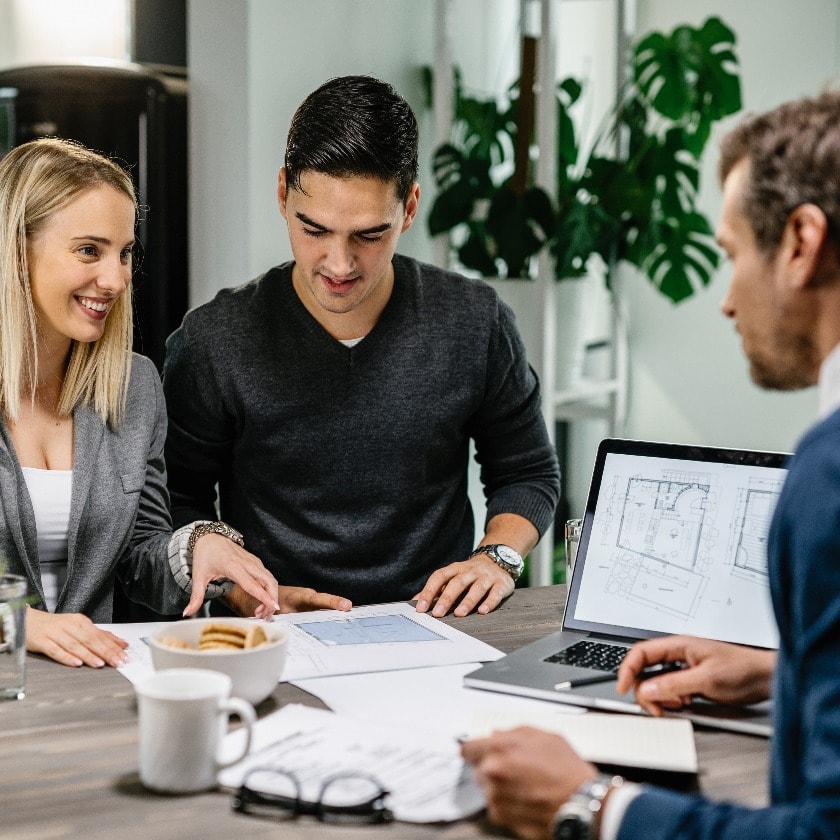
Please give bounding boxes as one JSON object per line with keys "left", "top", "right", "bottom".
{"left": 163, "top": 255, "right": 560, "bottom": 603}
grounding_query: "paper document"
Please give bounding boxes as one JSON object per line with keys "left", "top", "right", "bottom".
{"left": 467, "top": 709, "right": 698, "bottom": 774}
{"left": 294, "top": 662, "right": 584, "bottom": 740}
{"left": 97, "top": 621, "right": 164, "bottom": 685}
{"left": 217, "top": 704, "right": 484, "bottom": 823}
{"left": 273, "top": 602, "right": 502, "bottom": 680}
{"left": 101, "top": 603, "right": 501, "bottom": 686}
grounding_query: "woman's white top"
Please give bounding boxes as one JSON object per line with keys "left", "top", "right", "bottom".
{"left": 21, "top": 467, "right": 73, "bottom": 612}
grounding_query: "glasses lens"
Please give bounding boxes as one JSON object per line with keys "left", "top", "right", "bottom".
{"left": 234, "top": 768, "right": 392, "bottom": 825}
{"left": 318, "top": 774, "right": 392, "bottom": 824}
{"left": 234, "top": 769, "right": 299, "bottom": 820}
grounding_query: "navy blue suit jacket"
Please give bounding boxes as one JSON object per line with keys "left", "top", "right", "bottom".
{"left": 619, "top": 407, "right": 840, "bottom": 839}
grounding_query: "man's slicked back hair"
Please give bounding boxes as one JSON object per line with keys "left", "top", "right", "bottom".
{"left": 284, "top": 75, "right": 419, "bottom": 204}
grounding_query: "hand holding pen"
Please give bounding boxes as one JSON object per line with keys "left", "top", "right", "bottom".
{"left": 554, "top": 659, "right": 685, "bottom": 691}
{"left": 614, "top": 635, "right": 776, "bottom": 717}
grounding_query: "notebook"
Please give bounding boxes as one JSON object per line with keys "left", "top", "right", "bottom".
{"left": 465, "top": 437, "right": 789, "bottom": 736}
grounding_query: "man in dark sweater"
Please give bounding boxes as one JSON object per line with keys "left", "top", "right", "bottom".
{"left": 163, "top": 76, "right": 560, "bottom": 616}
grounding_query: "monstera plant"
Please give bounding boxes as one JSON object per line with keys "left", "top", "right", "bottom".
{"left": 427, "top": 16, "right": 742, "bottom": 303}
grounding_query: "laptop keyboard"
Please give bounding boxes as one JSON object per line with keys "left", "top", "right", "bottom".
{"left": 544, "top": 640, "right": 629, "bottom": 673}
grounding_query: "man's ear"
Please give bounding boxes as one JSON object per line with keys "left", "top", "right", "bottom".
{"left": 400, "top": 183, "right": 420, "bottom": 233}
{"left": 277, "top": 168, "right": 288, "bottom": 219}
{"left": 783, "top": 203, "right": 829, "bottom": 289}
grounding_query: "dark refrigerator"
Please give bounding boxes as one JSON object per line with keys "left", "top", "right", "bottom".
{"left": 0, "top": 61, "right": 189, "bottom": 371}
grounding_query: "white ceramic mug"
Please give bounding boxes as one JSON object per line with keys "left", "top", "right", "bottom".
{"left": 135, "top": 668, "right": 256, "bottom": 793}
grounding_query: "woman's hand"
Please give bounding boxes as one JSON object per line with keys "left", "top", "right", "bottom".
{"left": 26, "top": 607, "right": 128, "bottom": 668}
{"left": 185, "top": 533, "right": 281, "bottom": 619}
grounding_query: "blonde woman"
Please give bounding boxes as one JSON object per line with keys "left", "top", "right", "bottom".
{"left": 0, "top": 138, "right": 342, "bottom": 668}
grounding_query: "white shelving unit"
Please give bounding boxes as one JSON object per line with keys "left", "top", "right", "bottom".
{"left": 433, "top": 0, "right": 629, "bottom": 585}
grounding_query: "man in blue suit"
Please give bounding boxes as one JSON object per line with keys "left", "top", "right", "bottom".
{"left": 463, "top": 90, "right": 840, "bottom": 840}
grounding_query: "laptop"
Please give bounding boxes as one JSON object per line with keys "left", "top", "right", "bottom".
{"left": 465, "top": 437, "right": 789, "bottom": 736}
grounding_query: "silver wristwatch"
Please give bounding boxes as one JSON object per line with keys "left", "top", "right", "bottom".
{"left": 468, "top": 543, "right": 524, "bottom": 580}
{"left": 551, "top": 775, "right": 624, "bottom": 840}
{"left": 187, "top": 520, "right": 245, "bottom": 552}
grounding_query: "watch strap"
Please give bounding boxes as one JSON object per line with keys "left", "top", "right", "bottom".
{"left": 168, "top": 523, "right": 234, "bottom": 599}
{"left": 551, "top": 774, "right": 624, "bottom": 840}
{"left": 187, "top": 520, "right": 245, "bottom": 552}
{"left": 468, "top": 543, "right": 524, "bottom": 580}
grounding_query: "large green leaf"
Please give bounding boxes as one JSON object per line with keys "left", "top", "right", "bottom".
{"left": 633, "top": 16, "right": 740, "bottom": 157}
{"left": 428, "top": 145, "right": 495, "bottom": 236}
{"left": 553, "top": 198, "right": 618, "bottom": 280}
{"left": 556, "top": 76, "right": 583, "bottom": 179}
{"left": 458, "top": 221, "right": 498, "bottom": 277}
{"left": 427, "top": 181, "right": 476, "bottom": 235}
{"left": 634, "top": 32, "right": 687, "bottom": 120}
{"left": 486, "top": 184, "right": 554, "bottom": 278}
{"left": 695, "top": 17, "right": 742, "bottom": 120}
{"left": 630, "top": 128, "right": 701, "bottom": 220}
{"left": 641, "top": 211, "right": 720, "bottom": 302}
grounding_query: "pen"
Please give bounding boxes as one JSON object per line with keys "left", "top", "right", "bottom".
{"left": 636, "top": 660, "right": 686, "bottom": 678}
{"left": 554, "top": 673, "right": 615, "bottom": 690}
{"left": 553, "top": 661, "right": 687, "bottom": 691}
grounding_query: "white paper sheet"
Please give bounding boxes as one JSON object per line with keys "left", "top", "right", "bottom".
{"left": 217, "top": 704, "right": 484, "bottom": 823}
{"left": 97, "top": 621, "right": 164, "bottom": 684}
{"left": 293, "top": 662, "right": 584, "bottom": 740}
{"left": 271, "top": 602, "right": 502, "bottom": 680}
{"left": 100, "top": 602, "right": 502, "bottom": 686}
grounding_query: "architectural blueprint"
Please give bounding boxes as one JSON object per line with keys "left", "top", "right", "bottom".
{"left": 574, "top": 452, "right": 785, "bottom": 648}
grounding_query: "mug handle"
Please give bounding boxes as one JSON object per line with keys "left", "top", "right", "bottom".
{"left": 216, "top": 697, "right": 256, "bottom": 769}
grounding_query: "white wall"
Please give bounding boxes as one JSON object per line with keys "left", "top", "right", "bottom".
{"left": 619, "top": 0, "right": 840, "bottom": 458}
{"left": 187, "top": 1, "right": 250, "bottom": 305}
{"left": 187, "top": 0, "right": 435, "bottom": 306}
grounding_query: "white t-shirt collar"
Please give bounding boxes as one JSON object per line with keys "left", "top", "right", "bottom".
{"left": 818, "top": 342, "right": 840, "bottom": 418}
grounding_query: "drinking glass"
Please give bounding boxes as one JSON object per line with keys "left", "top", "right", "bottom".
{"left": 564, "top": 519, "right": 583, "bottom": 583}
{"left": 0, "top": 574, "right": 27, "bottom": 700}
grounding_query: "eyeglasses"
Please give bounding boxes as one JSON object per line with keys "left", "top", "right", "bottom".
{"left": 232, "top": 767, "right": 393, "bottom": 825}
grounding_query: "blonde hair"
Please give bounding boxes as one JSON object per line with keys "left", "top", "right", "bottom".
{"left": 0, "top": 137, "right": 137, "bottom": 426}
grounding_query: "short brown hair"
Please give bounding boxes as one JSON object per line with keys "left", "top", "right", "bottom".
{"left": 718, "top": 90, "right": 840, "bottom": 257}
{"left": 284, "top": 76, "right": 419, "bottom": 205}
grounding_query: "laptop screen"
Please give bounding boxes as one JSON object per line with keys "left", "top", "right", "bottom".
{"left": 564, "top": 439, "right": 788, "bottom": 650}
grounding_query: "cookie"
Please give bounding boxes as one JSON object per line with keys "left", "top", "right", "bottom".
{"left": 244, "top": 624, "right": 268, "bottom": 648}
{"left": 159, "top": 635, "right": 192, "bottom": 650}
{"left": 198, "top": 634, "right": 243, "bottom": 650}
{"left": 198, "top": 621, "right": 250, "bottom": 651}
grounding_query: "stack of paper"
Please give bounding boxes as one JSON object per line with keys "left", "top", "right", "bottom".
{"left": 218, "top": 704, "right": 484, "bottom": 823}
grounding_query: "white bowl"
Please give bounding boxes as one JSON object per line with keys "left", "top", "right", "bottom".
{"left": 148, "top": 618, "right": 288, "bottom": 705}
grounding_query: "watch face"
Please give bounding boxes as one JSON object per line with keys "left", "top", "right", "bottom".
{"left": 553, "top": 814, "right": 586, "bottom": 840}
{"left": 496, "top": 545, "right": 523, "bottom": 568}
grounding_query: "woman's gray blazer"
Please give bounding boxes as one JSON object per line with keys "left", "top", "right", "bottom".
{"left": 0, "top": 354, "right": 188, "bottom": 622}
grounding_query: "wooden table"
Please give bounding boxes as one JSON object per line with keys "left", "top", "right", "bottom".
{"left": 0, "top": 585, "right": 769, "bottom": 839}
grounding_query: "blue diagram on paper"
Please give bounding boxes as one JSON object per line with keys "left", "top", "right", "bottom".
{"left": 296, "top": 615, "right": 446, "bottom": 646}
